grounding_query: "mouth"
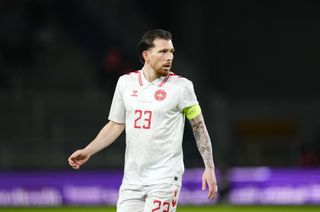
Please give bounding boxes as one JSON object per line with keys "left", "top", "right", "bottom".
{"left": 163, "top": 63, "right": 171, "bottom": 69}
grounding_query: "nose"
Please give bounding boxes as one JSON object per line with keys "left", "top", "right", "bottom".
{"left": 166, "top": 52, "right": 174, "bottom": 61}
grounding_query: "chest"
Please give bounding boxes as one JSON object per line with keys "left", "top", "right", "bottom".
{"left": 122, "top": 83, "right": 180, "bottom": 112}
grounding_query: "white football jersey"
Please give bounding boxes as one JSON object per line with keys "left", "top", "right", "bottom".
{"left": 108, "top": 70, "right": 199, "bottom": 186}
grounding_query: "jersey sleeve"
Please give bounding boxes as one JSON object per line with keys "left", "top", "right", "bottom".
{"left": 178, "top": 80, "right": 199, "bottom": 112}
{"left": 108, "top": 77, "right": 126, "bottom": 123}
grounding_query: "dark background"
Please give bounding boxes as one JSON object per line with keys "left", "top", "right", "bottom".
{"left": 1, "top": 0, "right": 320, "bottom": 171}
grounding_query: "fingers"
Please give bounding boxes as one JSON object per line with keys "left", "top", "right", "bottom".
{"left": 202, "top": 170, "right": 218, "bottom": 199}
{"left": 203, "top": 175, "right": 218, "bottom": 199}
{"left": 207, "top": 184, "right": 218, "bottom": 199}
{"left": 68, "top": 151, "right": 83, "bottom": 169}
{"left": 68, "top": 156, "right": 81, "bottom": 169}
{"left": 203, "top": 179, "right": 218, "bottom": 199}
{"left": 202, "top": 178, "right": 207, "bottom": 191}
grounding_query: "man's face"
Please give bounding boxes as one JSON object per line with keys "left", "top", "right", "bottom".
{"left": 144, "top": 38, "right": 175, "bottom": 76}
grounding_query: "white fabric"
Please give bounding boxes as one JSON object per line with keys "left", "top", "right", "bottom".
{"left": 117, "top": 183, "right": 181, "bottom": 212}
{"left": 109, "top": 70, "right": 199, "bottom": 186}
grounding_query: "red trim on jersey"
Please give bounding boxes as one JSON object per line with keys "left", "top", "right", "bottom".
{"left": 168, "top": 72, "right": 185, "bottom": 79}
{"left": 126, "top": 70, "right": 139, "bottom": 75}
{"left": 170, "top": 73, "right": 185, "bottom": 78}
{"left": 158, "top": 74, "right": 170, "bottom": 87}
{"left": 138, "top": 71, "right": 143, "bottom": 86}
{"left": 137, "top": 71, "right": 185, "bottom": 87}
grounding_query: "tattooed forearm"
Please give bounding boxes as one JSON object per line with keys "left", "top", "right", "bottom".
{"left": 190, "top": 115, "right": 215, "bottom": 169}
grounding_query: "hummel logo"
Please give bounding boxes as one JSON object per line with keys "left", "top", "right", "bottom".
{"left": 131, "top": 90, "right": 138, "bottom": 97}
{"left": 172, "top": 190, "right": 178, "bottom": 207}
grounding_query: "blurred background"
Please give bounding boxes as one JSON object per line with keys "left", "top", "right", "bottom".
{"left": 1, "top": 0, "right": 320, "bottom": 207}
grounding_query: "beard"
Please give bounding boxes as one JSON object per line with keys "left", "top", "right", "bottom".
{"left": 156, "top": 66, "right": 171, "bottom": 76}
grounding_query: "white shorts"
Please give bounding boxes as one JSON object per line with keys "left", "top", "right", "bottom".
{"left": 116, "top": 183, "right": 181, "bottom": 212}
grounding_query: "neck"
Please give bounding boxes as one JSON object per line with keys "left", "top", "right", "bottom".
{"left": 142, "top": 66, "right": 160, "bottom": 82}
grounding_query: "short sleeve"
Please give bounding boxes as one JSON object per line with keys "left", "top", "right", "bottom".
{"left": 178, "top": 80, "right": 199, "bottom": 111}
{"left": 108, "top": 77, "right": 126, "bottom": 123}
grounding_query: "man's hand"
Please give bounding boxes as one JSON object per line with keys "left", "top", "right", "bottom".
{"left": 202, "top": 168, "right": 218, "bottom": 199}
{"left": 68, "top": 149, "right": 91, "bottom": 169}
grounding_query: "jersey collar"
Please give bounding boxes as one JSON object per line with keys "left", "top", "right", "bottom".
{"left": 138, "top": 70, "right": 170, "bottom": 87}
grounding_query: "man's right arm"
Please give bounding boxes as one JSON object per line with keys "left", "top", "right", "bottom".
{"left": 68, "top": 121, "right": 125, "bottom": 169}
{"left": 84, "top": 120, "right": 125, "bottom": 155}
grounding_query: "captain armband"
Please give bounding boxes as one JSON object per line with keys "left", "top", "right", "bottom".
{"left": 183, "top": 104, "right": 201, "bottom": 120}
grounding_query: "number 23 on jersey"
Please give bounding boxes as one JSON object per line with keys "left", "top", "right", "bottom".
{"left": 134, "top": 109, "right": 152, "bottom": 129}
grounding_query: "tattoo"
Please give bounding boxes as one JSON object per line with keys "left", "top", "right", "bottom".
{"left": 190, "top": 116, "right": 215, "bottom": 169}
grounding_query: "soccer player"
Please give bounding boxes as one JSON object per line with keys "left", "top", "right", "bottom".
{"left": 68, "top": 29, "right": 217, "bottom": 212}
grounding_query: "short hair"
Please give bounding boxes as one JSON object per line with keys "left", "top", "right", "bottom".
{"left": 138, "top": 29, "right": 173, "bottom": 64}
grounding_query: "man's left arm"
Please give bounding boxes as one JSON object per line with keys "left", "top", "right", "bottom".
{"left": 187, "top": 106, "right": 218, "bottom": 199}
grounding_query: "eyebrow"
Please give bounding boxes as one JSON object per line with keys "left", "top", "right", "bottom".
{"left": 158, "top": 48, "right": 175, "bottom": 52}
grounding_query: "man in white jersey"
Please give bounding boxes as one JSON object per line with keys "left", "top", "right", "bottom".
{"left": 68, "top": 29, "right": 217, "bottom": 211}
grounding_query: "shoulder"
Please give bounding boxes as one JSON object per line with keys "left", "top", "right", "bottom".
{"left": 168, "top": 72, "right": 194, "bottom": 86}
{"left": 113, "top": 71, "right": 140, "bottom": 92}
{"left": 119, "top": 70, "right": 140, "bottom": 81}
{"left": 117, "top": 70, "right": 140, "bottom": 87}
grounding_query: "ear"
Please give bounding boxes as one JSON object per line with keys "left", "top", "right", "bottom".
{"left": 142, "top": 51, "right": 149, "bottom": 63}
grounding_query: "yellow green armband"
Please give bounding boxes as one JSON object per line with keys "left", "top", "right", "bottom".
{"left": 183, "top": 104, "right": 201, "bottom": 120}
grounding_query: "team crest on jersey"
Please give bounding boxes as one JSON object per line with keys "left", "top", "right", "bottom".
{"left": 154, "top": 89, "right": 166, "bottom": 101}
